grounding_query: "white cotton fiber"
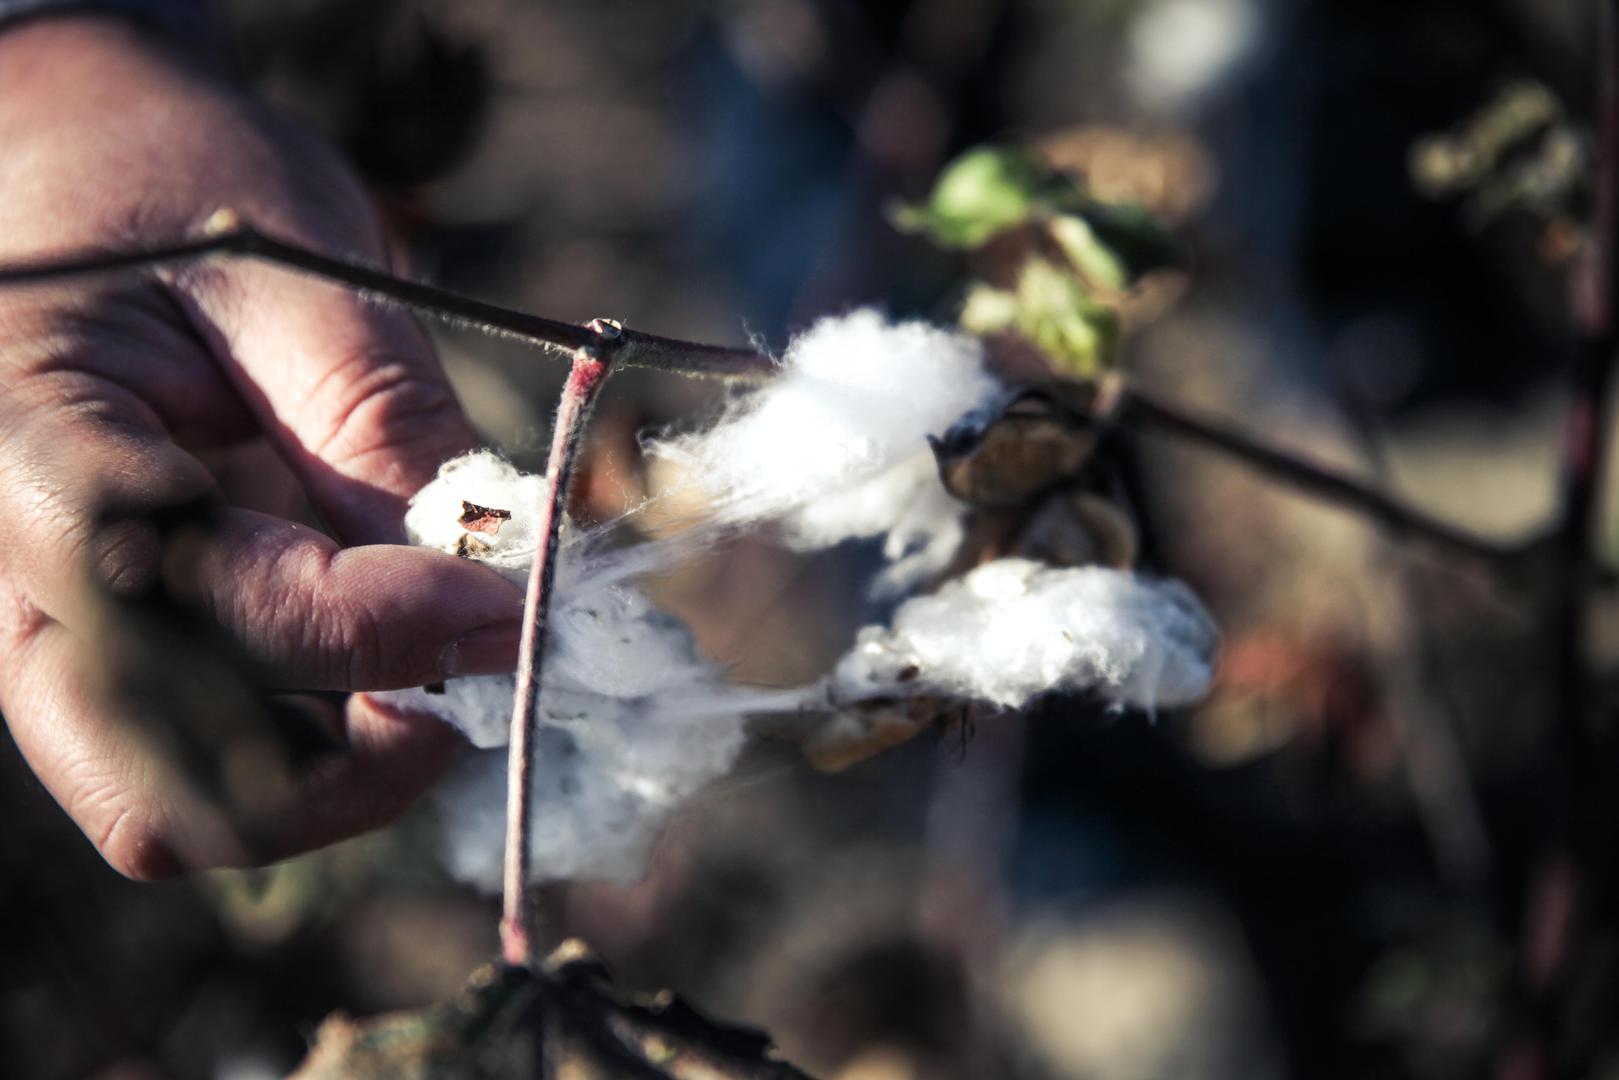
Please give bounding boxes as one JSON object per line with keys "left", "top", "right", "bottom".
{"left": 380, "top": 452, "right": 811, "bottom": 886}
{"left": 402, "top": 450, "right": 546, "bottom": 582}
{"left": 431, "top": 687, "right": 753, "bottom": 886}
{"left": 383, "top": 676, "right": 515, "bottom": 749}
{"left": 646, "top": 309, "right": 1000, "bottom": 589}
{"left": 830, "top": 558, "right": 1219, "bottom": 711}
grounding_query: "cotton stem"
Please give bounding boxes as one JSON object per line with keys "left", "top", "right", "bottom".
{"left": 501, "top": 329, "right": 615, "bottom": 968}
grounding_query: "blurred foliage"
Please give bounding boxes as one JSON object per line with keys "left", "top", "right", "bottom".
{"left": 890, "top": 146, "right": 1052, "bottom": 249}
{"left": 962, "top": 257, "right": 1122, "bottom": 379}
{"left": 1410, "top": 80, "right": 1587, "bottom": 235}
{"left": 891, "top": 144, "right": 1175, "bottom": 378}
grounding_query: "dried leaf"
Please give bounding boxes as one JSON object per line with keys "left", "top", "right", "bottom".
{"left": 799, "top": 697, "right": 977, "bottom": 773}
{"left": 931, "top": 393, "right": 1099, "bottom": 509}
{"left": 1017, "top": 491, "right": 1139, "bottom": 570}
{"left": 455, "top": 534, "right": 493, "bottom": 559}
{"left": 459, "top": 500, "right": 513, "bottom": 535}
{"left": 290, "top": 942, "right": 813, "bottom": 1079}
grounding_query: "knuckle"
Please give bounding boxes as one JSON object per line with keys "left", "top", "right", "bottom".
{"left": 312, "top": 355, "right": 466, "bottom": 474}
{"left": 338, "top": 597, "right": 387, "bottom": 690}
{"left": 0, "top": 582, "right": 51, "bottom": 656}
{"left": 67, "top": 772, "right": 181, "bottom": 881}
{"left": 287, "top": 545, "right": 386, "bottom": 690}
{"left": 252, "top": 542, "right": 382, "bottom": 689}
{"left": 86, "top": 516, "right": 165, "bottom": 596}
{"left": 98, "top": 806, "right": 182, "bottom": 881}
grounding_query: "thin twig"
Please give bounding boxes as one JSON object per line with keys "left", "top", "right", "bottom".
{"left": 1021, "top": 383, "right": 1524, "bottom": 563}
{"left": 0, "top": 218, "right": 1543, "bottom": 562}
{"left": 1553, "top": 0, "right": 1619, "bottom": 801}
{"left": 502, "top": 326, "right": 616, "bottom": 968}
{"left": 1119, "top": 389, "right": 1515, "bottom": 560}
{"left": 0, "top": 216, "right": 776, "bottom": 380}
{"left": 1513, "top": 0, "right": 1619, "bottom": 1067}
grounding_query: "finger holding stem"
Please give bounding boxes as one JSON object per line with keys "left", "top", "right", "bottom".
{"left": 501, "top": 320, "right": 619, "bottom": 968}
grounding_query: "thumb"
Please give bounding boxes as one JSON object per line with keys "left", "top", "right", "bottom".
{"left": 193, "top": 509, "right": 525, "bottom": 690}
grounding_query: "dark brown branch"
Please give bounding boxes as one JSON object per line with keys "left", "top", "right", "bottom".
{"left": 0, "top": 216, "right": 776, "bottom": 380}
{"left": 1553, "top": 0, "right": 1619, "bottom": 792}
{"left": 1114, "top": 388, "right": 1518, "bottom": 562}
{"left": 0, "top": 216, "right": 1520, "bottom": 567}
{"left": 1512, "top": 2, "right": 1619, "bottom": 1070}
{"left": 1011, "top": 381, "right": 1522, "bottom": 564}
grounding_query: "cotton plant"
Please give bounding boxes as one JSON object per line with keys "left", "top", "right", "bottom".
{"left": 379, "top": 307, "right": 1219, "bottom": 924}
{"left": 0, "top": 160, "right": 1213, "bottom": 977}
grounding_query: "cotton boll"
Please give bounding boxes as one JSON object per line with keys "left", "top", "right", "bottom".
{"left": 792, "top": 453, "right": 970, "bottom": 596}
{"left": 379, "top": 529, "right": 771, "bottom": 748}
{"left": 402, "top": 450, "right": 547, "bottom": 582}
{"left": 646, "top": 309, "right": 999, "bottom": 579}
{"left": 383, "top": 676, "right": 514, "bottom": 748}
{"left": 385, "top": 456, "right": 767, "bottom": 738}
{"left": 386, "top": 452, "right": 816, "bottom": 885}
{"left": 411, "top": 631, "right": 807, "bottom": 884}
{"left": 432, "top": 682, "right": 805, "bottom": 886}
{"left": 831, "top": 558, "right": 1219, "bottom": 712}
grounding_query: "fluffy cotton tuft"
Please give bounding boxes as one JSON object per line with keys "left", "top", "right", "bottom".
{"left": 432, "top": 690, "right": 753, "bottom": 887}
{"left": 380, "top": 453, "right": 807, "bottom": 885}
{"left": 829, "top": 558, "right": 1219, "bottom": 711}
{"left": 646, "top": 309, "right": 1000, "bottom": 589}
{"left": 402, "top": 450, "right": 546, "bottom": 583}
{"left": 385, "top": 307, "right": 1222, "bottom": 886}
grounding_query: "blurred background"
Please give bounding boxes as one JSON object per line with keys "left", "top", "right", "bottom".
{"left": 1, "top": 0, "right": 1612, "bottom": 1076}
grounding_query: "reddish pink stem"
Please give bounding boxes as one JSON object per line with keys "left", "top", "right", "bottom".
{"left": 501, "top": 341, "right": 613, "bottom": 968}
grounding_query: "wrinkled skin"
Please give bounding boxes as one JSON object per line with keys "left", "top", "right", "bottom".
{"left": 0, "top": 16, "right": 522, "bottom": 878}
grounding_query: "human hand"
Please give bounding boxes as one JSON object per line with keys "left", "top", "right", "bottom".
{"left": 0, "top": 16, "right": 524, "bottom": 877}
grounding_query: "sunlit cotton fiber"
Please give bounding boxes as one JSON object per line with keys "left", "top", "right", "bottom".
{"left": 378, "top": 453, "right": 806, "bottom": 885}
{"left": 829, "top": 558, "right": 1219, "bottom": 711}
{"left": 646, "top": 309, "right": 1000, "bottom": 590}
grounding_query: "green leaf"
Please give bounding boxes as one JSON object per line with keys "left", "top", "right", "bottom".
{"left": 1056, "top": 196, "right": 1180, "bottom": 281}
{"left": 961, "top": 257, "right": 1120, "bottom": 379}
{"left": 892, "top": 143, "right": 1180, "bottom": 283}
{"left": 1049, "top": 214, "right": 1128, "bottom": 291}
{"left": 889, "top": 146, "right": 1046, "bottom": 249}
{"left": 960, "top": 283, "right": 1019, "bottom": 334}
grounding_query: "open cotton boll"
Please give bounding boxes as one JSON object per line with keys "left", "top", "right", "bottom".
{"left": 384, "top": 676, "right": 513, "bottom": 749}
{"left": 433, "top": 691, "right": 750, "bottom": 886}
{"left": 378, "top": 527, "right": 774, "bottom": 749}
{"left": 428, "top": 673, "right": 807, "bottom": 886}
{"left": 830, "top": 558, "right": 1219, "bottom": 711}
{"left": 401, "top": 450, "right": 547, "bottom": 583}
{"left": 646, "top": 309, "right": 1000, "bottom": 585}
{"left": 382, "top": 451, "right": 814, "bottom": 885}
{"left": 431, "top": 685, "right": 751, "bottom": 886}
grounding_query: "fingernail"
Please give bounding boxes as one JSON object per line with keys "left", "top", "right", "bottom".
{"left": 441, "top": 623, "right": 522, "bottom": 677}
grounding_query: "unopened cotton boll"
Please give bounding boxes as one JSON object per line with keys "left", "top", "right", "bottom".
{"left": 830, "top": 558, "right": 1219, "bottom": 711}
{"left": 646, "top": 309, "right": 1000, "bottom": 589}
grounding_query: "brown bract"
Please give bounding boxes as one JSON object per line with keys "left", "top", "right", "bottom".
{"left": 459, "top": 501, "right": 513, "bottom": 535}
